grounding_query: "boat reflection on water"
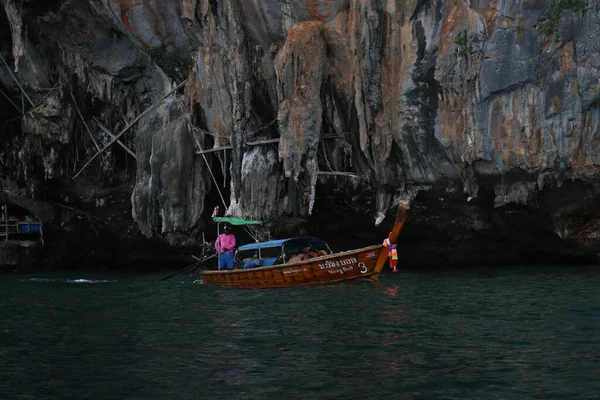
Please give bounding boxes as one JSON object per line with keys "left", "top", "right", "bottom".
{"left": 382, "top": 284, "right": 399, "bottom": 298}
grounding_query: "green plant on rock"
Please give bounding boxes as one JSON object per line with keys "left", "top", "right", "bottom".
{"left": 552, "top": 96, "right": 562, "bottom": 112}
{"left": 515, "top": 24, "right": 525, "bottom": 37}
{"left": 455, "top": 31, "right": 474, "bottom": 58}
{"left": 538, "top": 0, "right": 588, "bottom": 42}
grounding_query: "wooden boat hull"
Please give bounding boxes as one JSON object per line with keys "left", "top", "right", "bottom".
{"left": 201, "top": 244, "right": 388, "bottom": 288}
{"left": 200, "top": 204, "right": 409, "bottom": 288}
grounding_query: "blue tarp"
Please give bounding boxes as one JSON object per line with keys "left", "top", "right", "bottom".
{"left": 237, "top": 237, "right": 328, "bottom": 251}
{"left": 237, "top": 239, "right": 290, "bottom": 251}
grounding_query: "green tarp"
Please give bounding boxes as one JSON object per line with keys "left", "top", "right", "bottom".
{"left": 213, "top": 217, "right": 261, "bottom": 226}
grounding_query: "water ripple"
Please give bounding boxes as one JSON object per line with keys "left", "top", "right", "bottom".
{"left": 24, "top": 278, "right": 116, "bottom": 284}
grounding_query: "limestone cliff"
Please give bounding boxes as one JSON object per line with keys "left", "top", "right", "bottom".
{"left": 1, "top": 0, "right": 599, "bottom": 267}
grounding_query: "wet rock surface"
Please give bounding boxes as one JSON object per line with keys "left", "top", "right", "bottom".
{"left": 0, "top": 0, "right": 599, "bottom": 268}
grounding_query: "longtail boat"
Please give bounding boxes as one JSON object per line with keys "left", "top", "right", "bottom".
{"left": 199, "top": 204, "right": 409, "bottom": 288}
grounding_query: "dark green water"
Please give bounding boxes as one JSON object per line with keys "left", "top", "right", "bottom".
{"left": 1, "top": 266, "right": 599, "bottom": 399}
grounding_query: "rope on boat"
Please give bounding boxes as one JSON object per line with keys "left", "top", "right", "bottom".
{"left": 243, "top": 226, "right": 259, "bottom": 243}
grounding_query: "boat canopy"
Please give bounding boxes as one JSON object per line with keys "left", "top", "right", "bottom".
{"left": 213, "top": 217, "right": 261, "bottom": 226}
{"left": 237, "top": 239, "right": 291, "bottom": 251}
{"left": 237, "top": 236, "right": 328, "bottom": 252}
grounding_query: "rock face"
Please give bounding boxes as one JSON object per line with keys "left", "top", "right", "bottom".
{"left": 1, "top": 0, "right": 599, "bottom": 267}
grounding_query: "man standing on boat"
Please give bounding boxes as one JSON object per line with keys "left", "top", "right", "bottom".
{"left": 215, "top": 224, "right": 236, "bottom": 270}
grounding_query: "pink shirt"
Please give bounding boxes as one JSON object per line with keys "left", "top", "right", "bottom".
{"left": 215, "top": 233, "right": 236, "bottom": 253}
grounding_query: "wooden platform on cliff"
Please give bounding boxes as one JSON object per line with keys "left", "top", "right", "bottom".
{"left": 191, "top": 126, "right": 357, "bottom": 178}
{"left": 0, "top": 220, "right": 42, "bottom": 240}
{"left": 1, "top": 202, "right": 43, "bottom": 244}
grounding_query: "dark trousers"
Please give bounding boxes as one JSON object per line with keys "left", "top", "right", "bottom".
{"left": 219, "top": 252, "right": 234, "bottom": 270}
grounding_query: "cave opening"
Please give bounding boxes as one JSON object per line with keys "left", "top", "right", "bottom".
{"left": 189, "top": 103, "right": 234, "bottom": 240}
{"left": 200, "top": 153, "right": 231, "bottom": 241}
{"left": 208, "top": 0, "right": 219, "bottom": 22}
{"left": 249, "top": 85, "right": 277, "bottom": 141}
{"left": 22, "top": 0, "right": 64, "bottom": 18}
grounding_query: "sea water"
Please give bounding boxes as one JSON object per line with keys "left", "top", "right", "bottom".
{"left": 1, "top": 266, "right": 599, "bottom": 399}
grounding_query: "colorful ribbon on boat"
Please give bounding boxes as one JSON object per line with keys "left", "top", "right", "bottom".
{"left": 383, "top": 236, "right": 398, "bottom": 273}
